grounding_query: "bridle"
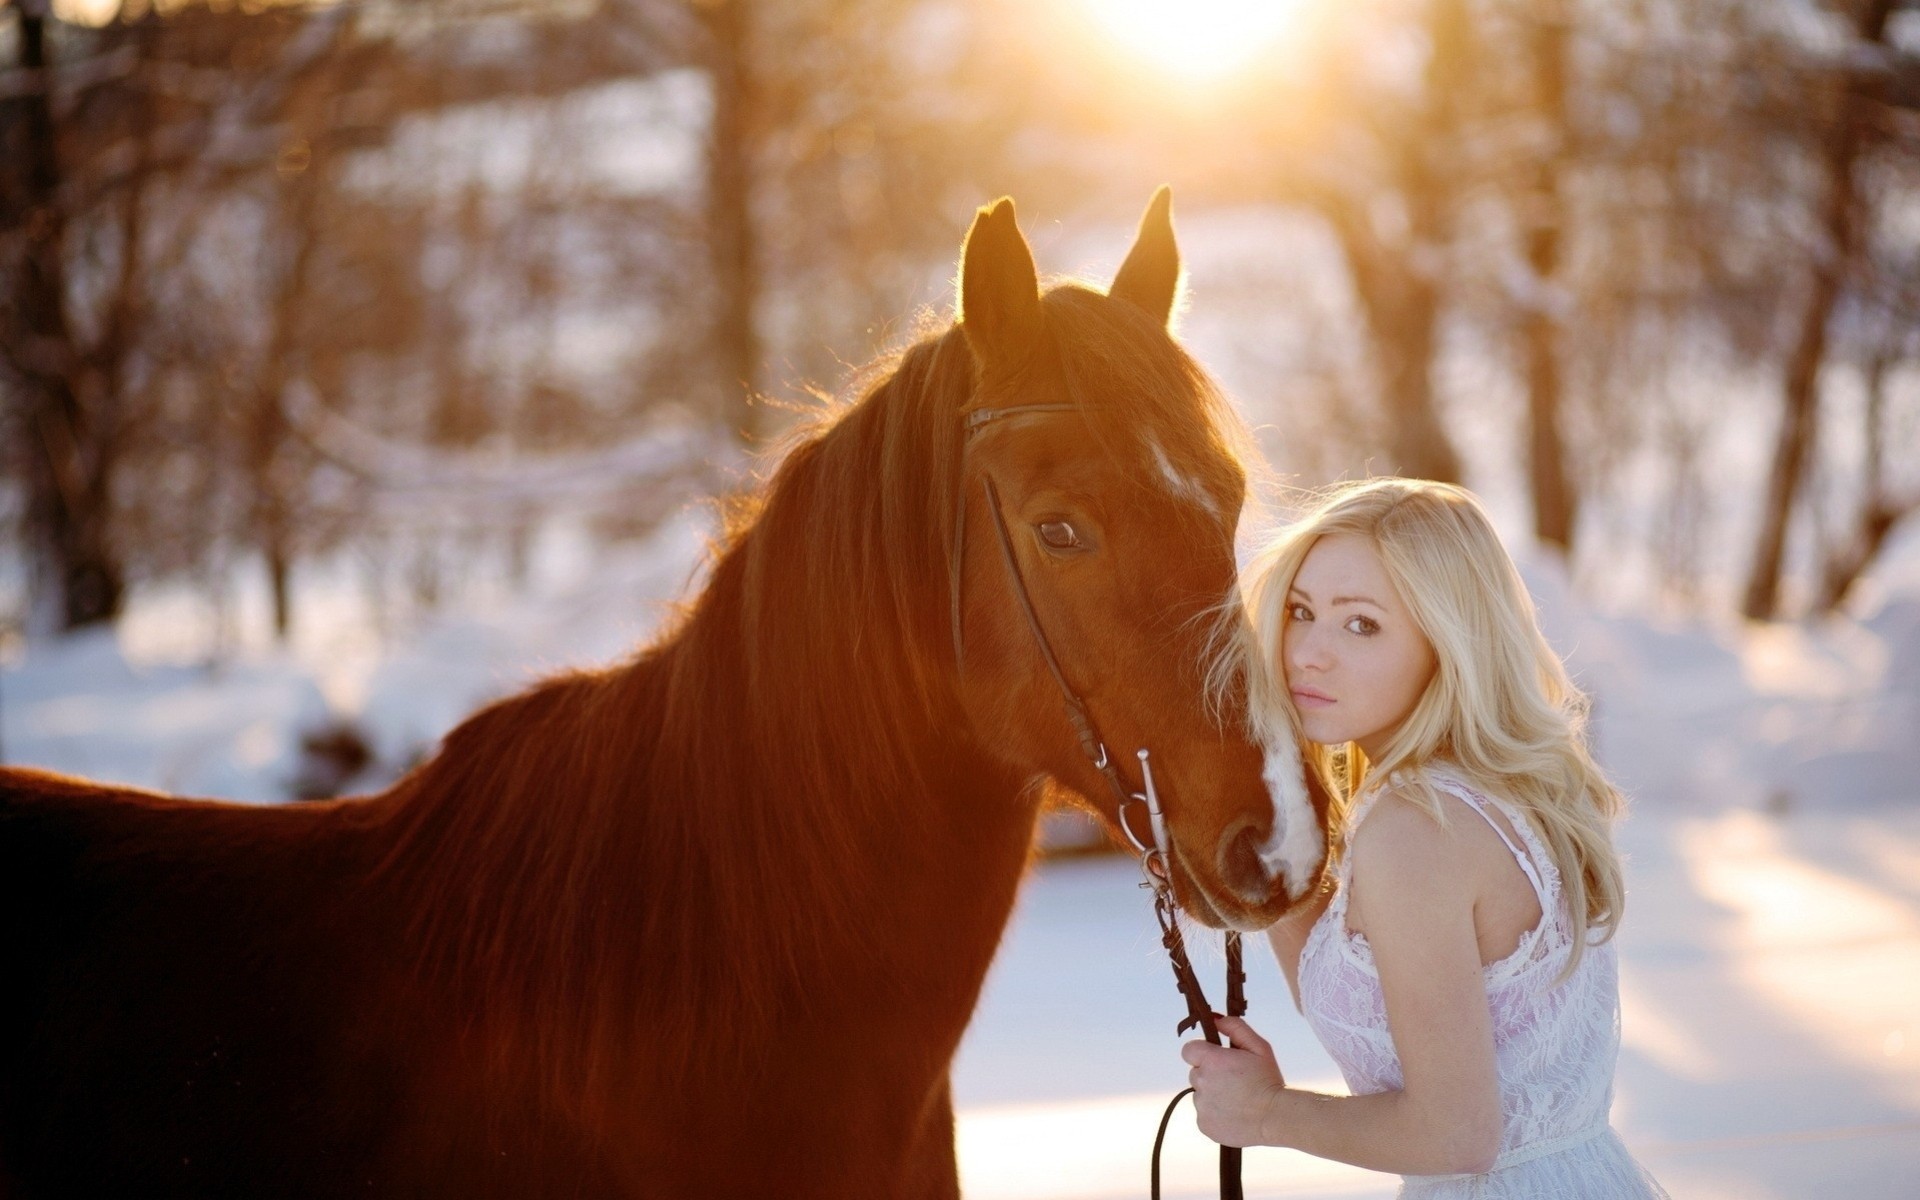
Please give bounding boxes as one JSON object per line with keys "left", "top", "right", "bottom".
{"left": 951, "top": 402, "right": 1247, "bottom": 1200}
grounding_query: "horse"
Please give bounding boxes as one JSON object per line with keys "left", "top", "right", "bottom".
{"left": 0, "top": 191, "right": 1331, "bottom": 1198}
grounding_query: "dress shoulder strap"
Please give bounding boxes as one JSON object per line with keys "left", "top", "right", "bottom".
{"left": 1423, "top": 770, "right": 1552, "bottom": 912}
{"left": 1340, "top": 768, "right": 1560, "bottom": 909}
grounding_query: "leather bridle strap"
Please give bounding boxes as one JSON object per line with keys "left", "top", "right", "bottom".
{"left": 950, "top": 403, "right": 1133, "bottom": 809}
{"left": 952, "top": 401, "right": 1246, "bottom": 1200}
{"left": 1150, "top": 904, "right": 1247, "bottom": 1200}
{"left": 949, "top": 402, "right": 1079, "bottom": 671}
{"left": 978, "top": 474, "right": 1135, "bottom": 810}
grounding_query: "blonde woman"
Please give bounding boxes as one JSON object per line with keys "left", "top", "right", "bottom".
{"left": 1181, "top": 479, "right": 1668, "bottom": 1197}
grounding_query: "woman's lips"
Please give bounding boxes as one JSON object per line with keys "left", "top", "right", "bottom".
{"left": 1291, "top": 686, "right": 1335, "bottom": 708}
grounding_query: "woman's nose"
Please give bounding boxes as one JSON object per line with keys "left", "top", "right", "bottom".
{"left": 1288, "top": 626, "right": 1330, "bottom": 675}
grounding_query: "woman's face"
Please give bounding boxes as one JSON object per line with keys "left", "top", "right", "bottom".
{"left": 1281, "top": 534, "right": 1437, "bottom": 759}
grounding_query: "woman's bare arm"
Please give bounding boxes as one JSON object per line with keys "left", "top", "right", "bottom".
{"left": 1188, "top": 793, "right": 1505, "bottom": 1175}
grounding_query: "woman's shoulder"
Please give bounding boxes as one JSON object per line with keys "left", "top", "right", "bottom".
{"left": 1346, "top": 780, "right": 1477, "bottom": 892}
{"left": 1368, "top": 761, "right": 1537, "bottom": 838}
{"left": 1340, "top": 782, "right": 1485, "bottom": 953}
{"left": 1347, "top": 765, "right": 1559, "bottom": 966}
{"left": 1409, "top": 760, "right": 1559, "bottom": 868}
{"left": 1350, "top": 760, "right": 1486, "bottom": 837}
{"left": 1346, "top": 766, "right": 1532, "bottom": 898}
{"left": 1404, "top": 758, "right": 1508, "bottom": 806}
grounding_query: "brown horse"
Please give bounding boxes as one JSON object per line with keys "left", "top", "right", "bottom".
{"left": 0, "top": 192, "right": 1329, "bottom": 1198}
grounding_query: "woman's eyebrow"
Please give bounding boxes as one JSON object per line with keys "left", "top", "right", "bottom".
{"left": 1289, "top": 585, "right": 1384, "bottom": 610}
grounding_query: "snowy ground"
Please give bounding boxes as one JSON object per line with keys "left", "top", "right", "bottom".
{"left": 953, "top": 804, "right": 1920, "bottom": 1198}
{"left": 3, "top": 508, "right": 1917, "bottom": 1197}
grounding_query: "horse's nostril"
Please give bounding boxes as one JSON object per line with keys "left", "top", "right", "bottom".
{"left": 1216, "top": 817, "right": 1273, "bottom": 904}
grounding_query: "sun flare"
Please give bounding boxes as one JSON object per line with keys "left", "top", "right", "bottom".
{"left": 1079, "top": 0, "right": 1310, "bottom": 82}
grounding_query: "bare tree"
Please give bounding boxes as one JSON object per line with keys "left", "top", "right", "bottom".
{"left": 696, "top": 0, "right": 760, "bottom": 445}
{"left": 1813, "top": 349, "right": 1920, "bottom": 610}
{"left": 1, "top": 0, "right": 123, "bottom": 630}
{"left": 1742, "top": 0, "right": 1898, "bottom": 619}
{"left": 1514, "top": 0, "right": 1578, "bottom": 552}
{"left": 1293, "top": 0, "right": 1471, "bottom": 484}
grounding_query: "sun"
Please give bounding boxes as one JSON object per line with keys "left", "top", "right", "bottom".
{"left": 1078, "top": 0, "right": 1312, "bottom": 82}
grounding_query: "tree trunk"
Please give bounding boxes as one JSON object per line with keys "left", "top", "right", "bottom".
{"left": 254, "top": 203, "right": 304, "bottom": 645}
{"left": 1325, "top": 185, "right": 1462, "bottom": 486}
{"left": 1741, "top": 0, "right": 1895, "bottom": 620}
{"left": 1744, "top": 263, "right": 1841, "bottom": 621}
{"left": 701, "top": 0, "right": 761, "bottom": 448}
{"left": 3, "top": 2, "right": 126, "bottom": 631}
{"left": 1327, "top": 0, "right": 1467, "bottom": 486}
{"left": 1521, "top": 1, "right": 1576, "bottom": 553}
{"left": 1377, "top": 273, "right": 1462, "bottom": 484}
{"left": 1816, "top": 503, "right": 1908, "bottom": 613}
{"left": 268, "top": 543, "right": 293, "bottom": 640}
{"left": 1524, "top": 324, "right": 1574, "bottom": 549}
{"left": 1814, "top": 354, "right": 1916, "bottom": 612}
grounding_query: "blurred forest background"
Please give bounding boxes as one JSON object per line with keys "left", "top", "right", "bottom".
{"left": 4, "top": 0, "right": 1920, "bottom": 652}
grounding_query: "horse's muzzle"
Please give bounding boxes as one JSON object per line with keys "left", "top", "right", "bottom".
{"left": 1216, "top": 815, "right": 1278, "bottom": 907}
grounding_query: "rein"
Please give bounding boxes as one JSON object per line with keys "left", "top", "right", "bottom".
{"left": 953, "top": 403, "right": 1247, "bottom": 1200}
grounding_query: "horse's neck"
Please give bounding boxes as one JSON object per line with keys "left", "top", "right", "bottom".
{"left": 624, "top": 625, "right": 1045, "bottom": 1014}
{"left": 867, "top": 749, "right": 1049, "bottom": 992}
{"left": 657, "top": 625, "right": 1034, "bottom": 904}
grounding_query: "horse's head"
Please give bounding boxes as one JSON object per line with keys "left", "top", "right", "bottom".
{"left": 950, "top": 191, "right": 1330, "bottom": 930}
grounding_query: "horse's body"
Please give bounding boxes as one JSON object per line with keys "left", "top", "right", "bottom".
{"left": 3, "top": 716, "right": 1029, "bottom": 1196}
{"left": 0, "top": 194, "right": 1328, "bottom": 1198}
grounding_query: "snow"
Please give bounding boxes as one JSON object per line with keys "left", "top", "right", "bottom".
{"left": 0, "top": 627, "right": 331, "bottom": 802}
{"left": 2, "top": 495, "right": 1917, "bottom": 1196}
{"left": 953, "top": 804, "right": 1920, "bottom": 1198}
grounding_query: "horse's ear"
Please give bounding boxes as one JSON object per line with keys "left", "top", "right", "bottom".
{"left": 1109, "top": 186, "right": 1181, "bottom": 327}
{"left": 959, "top": 197, "right": 1042, "bottom": 371}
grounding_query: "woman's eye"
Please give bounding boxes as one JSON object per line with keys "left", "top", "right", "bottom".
{"left": 1287, "top": 603, "right": 1312, "bottom": 622}
{"left": 1037, "top": 520, "right": 1082, "bottom": 550}
{"left": 1344, "top": 615, "right": 1380, "bottom": 636}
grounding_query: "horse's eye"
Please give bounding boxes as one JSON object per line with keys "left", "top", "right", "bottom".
{"left": 1038, "top": 520, "right": 1082, "bottom": 550}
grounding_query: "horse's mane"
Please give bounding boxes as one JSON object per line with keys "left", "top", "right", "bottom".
{"left": 362, "top": 284, "right": 1250, "bottom": 1111}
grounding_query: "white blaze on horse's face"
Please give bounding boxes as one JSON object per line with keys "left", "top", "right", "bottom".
{"left": 1146, "top": 436, "right": 1224, "bottom": 519}
{"left": 1250, "top": 698, "right": 1324, "bottom": 903}
{"left": 1203, "top": 608, "right": 1323, "bottom": 912}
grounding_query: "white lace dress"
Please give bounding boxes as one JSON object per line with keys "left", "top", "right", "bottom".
{"left": 1296, "top": 764, "right": 1669, "bottom": 1198}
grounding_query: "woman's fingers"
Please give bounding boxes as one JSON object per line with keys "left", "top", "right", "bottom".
{"left": 1180, "top": 1033, "right": 1285, "bottom": 1149}
{"left": 1180, "top": 1039, "right": 1223, "bottom": 1068}
{"left": 1215, "top": 1014, "right": 1273, "bottom": 1057}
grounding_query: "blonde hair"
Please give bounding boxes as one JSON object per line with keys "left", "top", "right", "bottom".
{"left": 1246, "top": 479, "right": 1625, "bottom": 974}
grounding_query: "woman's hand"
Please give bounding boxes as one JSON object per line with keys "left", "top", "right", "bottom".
{"left": 1180, "top": 1014, "right": 1287, "bottom": 1148}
